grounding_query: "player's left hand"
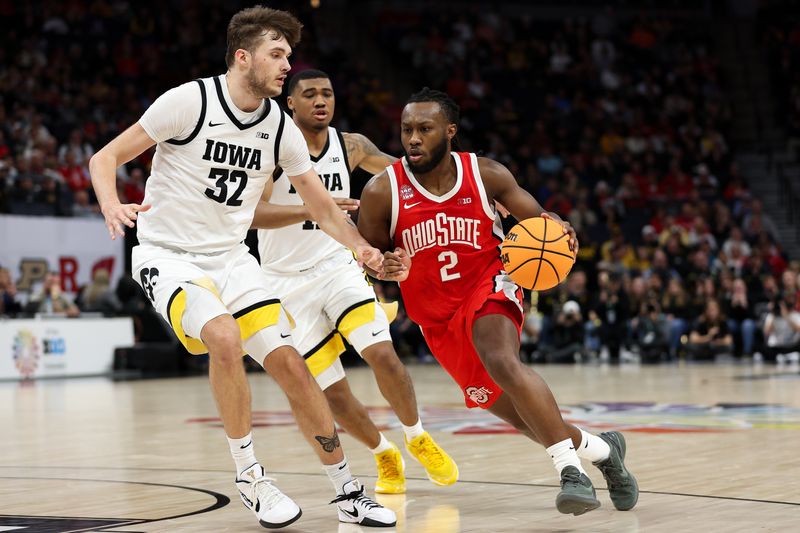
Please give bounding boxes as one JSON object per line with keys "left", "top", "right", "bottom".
{"left": 382, "top": 247, "right": 411, "bottom": 282}
{"left": 355, "top": 244, "right": 384, "bottom": 276}
{"left": 541, "top": 212, "right": 579, "bottom": 257}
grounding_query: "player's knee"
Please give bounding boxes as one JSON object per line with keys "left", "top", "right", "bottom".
{"left": 480, "top": 350, "right": 523, "bottom": 387}
{"left": 324, "top": 382, "right": 351, "bottom": 412}
{"left": 273, "top": 350, "right": 315, "bottom": 392}
{"left": 363, "top": 344, "right": 404, "bottom": 374}
{"left": 202, "top": 317, "right": 242, "bottom": 362}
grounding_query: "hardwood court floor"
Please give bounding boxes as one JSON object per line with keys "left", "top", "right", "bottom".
{"left": 2, "top": 362, "right": 799, "bottom": 532}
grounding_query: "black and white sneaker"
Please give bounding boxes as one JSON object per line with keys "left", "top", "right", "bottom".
{"left": 236, "top": 463, "right": 302, "bottom": 529}
{"left": 331, "top": 479, "right": 396, "bottom": 527}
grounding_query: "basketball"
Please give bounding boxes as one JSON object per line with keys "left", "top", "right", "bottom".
{"left": 501, "top": 217, "right": 575, "bottom": 291}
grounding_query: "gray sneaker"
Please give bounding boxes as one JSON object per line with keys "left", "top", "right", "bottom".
{"left": 593, "top": 431, "right": 639, "bottom": 511}
{"left": 555, "top": 466, "right": 601, "bottom": 516}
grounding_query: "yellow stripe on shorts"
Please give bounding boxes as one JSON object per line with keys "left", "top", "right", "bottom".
{"left": 304, "top": 331, "right": 346, "bottom": 377}
{"left": 233, "top": 299, "right": 289, "bottom": 340}
{"left": 335, "top": 298, "right": 376, "bottom": 339}
{"left": 166, "top": 288, "right": 210, "bottom": 355}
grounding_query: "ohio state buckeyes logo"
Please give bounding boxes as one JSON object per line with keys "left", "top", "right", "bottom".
{"left": 465, "top": 386, "right": 492, "bottom": 404}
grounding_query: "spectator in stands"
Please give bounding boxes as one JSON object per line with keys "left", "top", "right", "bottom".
{"left": 723, "top": 278, "right": 756, "bottom": 358}
{"left": 763, "top": 293, "right": 800, "bottom": 363}
{"left": 589, "top": 272, "right": 629, "bottom": 362}
{"left": 58, "top": 129, "right": 94, "bottom": 167}
{"left": 544, "top": 300, "right": 585, "bottom": 363}
{"left": 631, "top": 302, "right": 669, "bottom": 363}
{"left": 687, "top": 299, "right": 733, "bottom": 360}
{"left": 77, "top": 268, "right": 120, "bottom": 316}
{"left": 25, "top": 271, "right": 80, "bottom": 317}
{"left": 0, "top": 267, "right": 23, "bottom": 317}
{"left": 661, "top": 277, "right": 690, "bottom": 357}
{"left": 520, "top": 298, "right": 541, "bottom": 363}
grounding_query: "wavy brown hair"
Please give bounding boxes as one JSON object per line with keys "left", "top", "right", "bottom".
{"left": 226, "top": 6, "right": 303, "bottom": 68}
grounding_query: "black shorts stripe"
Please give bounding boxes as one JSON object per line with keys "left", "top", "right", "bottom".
{"left": 303, "top": 330, "right": 339, "bottom": 360}
{"left": 232, "top": 299, "right": 281, "bottom": 319}
{"left": 334, "top": 298, "right": 375, "bottom": 330}
{"left": 165, "top": 287, "right": 183, "bottom": 325}
{"left": 166, "top": 80, "right": 206, "bottom": 145}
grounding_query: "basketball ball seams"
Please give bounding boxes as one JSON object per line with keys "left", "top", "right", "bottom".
{"left": 518, "top": 220, "right": 569, "bottom": 243}
{"left": 503, "top": 245, "right": 574, "bottom": 261}
{"left": 501, "top": 217, "right": 575, "bottom": 291}
{"left": 530, "top": 218, "right": 548, "bottom": 290}
{"left": 538, "top": 256, "right": 562, "bottom": 284}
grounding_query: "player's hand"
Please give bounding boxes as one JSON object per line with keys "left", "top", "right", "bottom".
{"left": 334, "top": 197, "right": 360, "bottom": 214}
{"left": 355, "top": 244, "right": 384, "bottom": 276}
{"left": 541, "top": 212, "right": 579, "bottom": 257}
{"left": 101, "top": 202, "right": 152, "bottom": 240}
{"left": 495, "top": 200, "right": 510, "bottom": 218}
{"left": 382, "top": 247, "right": 411, "bottom": 282}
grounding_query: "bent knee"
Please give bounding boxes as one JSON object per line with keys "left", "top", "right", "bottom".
{"left": 202, "top": 316, "right": 242, "bottom": 361}
{"left": 480, "top": 350, "right": 524, "bottom": 385}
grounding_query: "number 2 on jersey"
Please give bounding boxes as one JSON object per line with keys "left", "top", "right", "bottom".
{"left": 438, "top": 251, "right": 460, "bottom": 282}
{"left": 205, "top": 169, "right": 248, "bottom": 206}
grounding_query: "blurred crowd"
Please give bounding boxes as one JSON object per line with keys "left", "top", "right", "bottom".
{"left": 761, "top": 7, "right": 800, "bottom": 160}
{"left": 1, "top": 3, "right": 798, "bottom": 364}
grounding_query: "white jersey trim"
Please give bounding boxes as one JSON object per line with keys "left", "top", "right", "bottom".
{"left": 400, "top": 153, "right": 463, "bottom": 204}
{"left": 469, "top": 153, "right": 497, "bottom": 221}
{"left": 387, "top": 165, "right": 399, "bottom": 239}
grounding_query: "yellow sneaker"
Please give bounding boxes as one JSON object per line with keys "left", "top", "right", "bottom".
{"left": 374, "top": 442, "right": 406, "bottom": 494}
{"left": 405, "top": 432, "right": 459, "bottom": 486}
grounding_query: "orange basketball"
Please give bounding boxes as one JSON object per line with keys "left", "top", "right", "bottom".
{"left": 501, "top": 217, "right": 575, "bottom": 291}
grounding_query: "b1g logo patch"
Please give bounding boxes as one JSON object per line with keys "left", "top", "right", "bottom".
{"left": 465, "top": 386, "right": 493, "bottom": 405}
{"left": 400, "top": 184, "right": 415, "bottom": 200}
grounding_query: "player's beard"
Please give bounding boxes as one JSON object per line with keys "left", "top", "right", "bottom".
{"left": 404, "top": 136, "right": 449, "bottom": 175}
{"left": 246, "top": 67, "right": 279, "bottom": 99}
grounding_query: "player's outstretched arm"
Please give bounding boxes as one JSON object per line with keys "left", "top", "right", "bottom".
{"left": 252, "top": 199, "right": 359, "bottom": 229}
{"left": 357, "top": 171, "right": 410, "bottom": 281}
{"left": 343, "top": 132, "right": 397, "bottom": 175}
{"left": 479, "top": 157, "right": 578, "bottom": 254}
{"left": 288, "top": 167, "right": 383, "bottom": 273}
{"left": 89, "top": 123, "right": 155, "bottom": 240}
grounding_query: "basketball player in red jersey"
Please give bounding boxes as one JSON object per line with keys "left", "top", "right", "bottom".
{"left": 360, "top": 88, "right": 639, "bottom": 516}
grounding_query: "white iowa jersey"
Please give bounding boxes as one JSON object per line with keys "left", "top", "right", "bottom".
{"left": 137, "top": 75, "right": 308, "bottom": 254}
{"left": 258, "top": 127, "right": 351, "bottom": 273}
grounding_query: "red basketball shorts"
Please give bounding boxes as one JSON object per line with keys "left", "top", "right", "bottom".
{"left": 420, "top": 279, "right": 523, "bottom": 409}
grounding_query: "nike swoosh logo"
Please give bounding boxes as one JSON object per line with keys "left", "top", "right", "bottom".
{"left": 342, "top": 507, "right": 359, "bottom": 518}
{"left": 280, "top": 333, "right": 291, "bottom": 338}
{"left": 404, "top": 201, "right": 422, "bottom": 209}
{"left": 371, "top": 330, "right": 384, "bottom": 337}
{"left": 208, "top": 121, "right": 224, "bottom": 127}
{"left": 240, "top": 441, "right": 252, "bottom": 449}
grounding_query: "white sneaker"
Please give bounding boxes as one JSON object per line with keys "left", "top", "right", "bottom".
{"left": 236, "top": 463, "right": 302, "bottom": 529}
{"left": 332, "top": 479, "right": 396, "bottom": 527}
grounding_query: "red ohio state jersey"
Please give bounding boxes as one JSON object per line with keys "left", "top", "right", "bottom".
{"left": 388, "top": 152, "right": 507, "bottom": 327}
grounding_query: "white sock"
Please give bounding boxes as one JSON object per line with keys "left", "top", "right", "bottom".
{"left": 402, "top": 418, "right": 425, "bottom": 441}
{"left": 227, "top": 432, "right": 258, "bottom": 474}
{"left": 546, "top": 438, "right": 586, "bottom": 475}
{"left": 323, "top": 457, "right": 353, "bottom": 495}
{"left": 369, "top": 433, "right": 394, "bottom": 454}
{"left": 576, "top": 429, "right": 611, "bottom": 463}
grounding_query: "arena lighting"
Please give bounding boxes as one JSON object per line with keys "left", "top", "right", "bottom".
{"left": 311, "top": 0, "right": 320, "bottom": 8}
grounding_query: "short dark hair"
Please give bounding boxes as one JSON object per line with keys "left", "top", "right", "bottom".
{"left": 226, "top": 6, "right": 303, "bottom": 68}
{"left": 287, "top": 69, "right": 330, "bottom": 95}
{"left": 406, "top": 87, "right": 460, "bottom": 125}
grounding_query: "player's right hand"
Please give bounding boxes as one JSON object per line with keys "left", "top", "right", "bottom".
{"left": 382, "top": 247, "right": 411, "bottom": 282}
{"left": 101, "top": 202, "right": 152, "bottom": 240}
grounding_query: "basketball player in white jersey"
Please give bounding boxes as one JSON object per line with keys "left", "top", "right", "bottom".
{"left": 89, "top": 6, "right": 395, "bottom": 529}
{"left": 252, "top": 70, "right": 458, "bottom": 495}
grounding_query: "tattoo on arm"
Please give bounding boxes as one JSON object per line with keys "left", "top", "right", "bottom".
{"left": 315, "top": 431, "right": 341, "bottom": 453}
{"left": 344, "top": 133, "right": 387, "bottom": 169}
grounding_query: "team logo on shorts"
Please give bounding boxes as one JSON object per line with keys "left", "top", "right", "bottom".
{"left": 465, "top": 386, "right": 493, "bottom": 404}
{"left": 400, "top": 184, "right": 415, "bottom": 200}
